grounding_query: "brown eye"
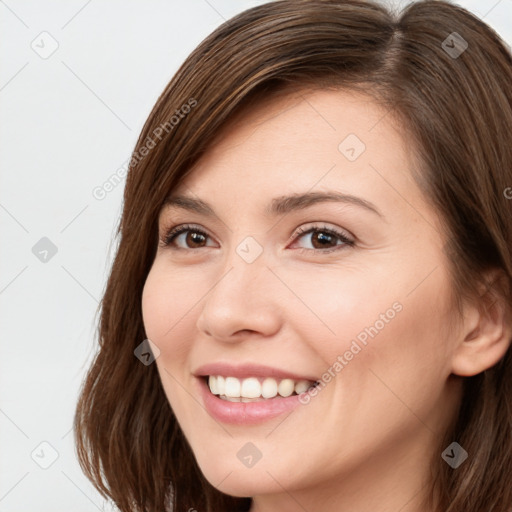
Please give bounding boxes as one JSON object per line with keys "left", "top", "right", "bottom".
{"left": 310, "top": 230, "right": 338, "bottom": 249}
{"left": 292, "top": 225, "right": 354, "bottom": 253}
{"left": 184, "top": 231, "right": 207, "bottom": 248}
{"left": 162, "top": 225, "right": 216, "bottom": 249}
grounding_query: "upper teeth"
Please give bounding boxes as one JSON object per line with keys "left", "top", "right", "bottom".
{"left": 208, "top": 375, "right": 315, "bottom": 399}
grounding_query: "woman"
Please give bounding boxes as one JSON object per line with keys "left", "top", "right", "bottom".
{"left": 74, "top": 1, "right": 512, "bottom": 511}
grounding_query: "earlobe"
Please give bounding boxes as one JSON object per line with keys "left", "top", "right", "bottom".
{"left": 451, "top": 271, "right": 512, "bottom": 377}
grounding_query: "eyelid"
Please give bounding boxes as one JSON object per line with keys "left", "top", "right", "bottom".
{"left": 159, "top": 223, "right": 218, "bottom": 249}
{"left": 285, "top": 223, "right": 354, "bottom": 254}
{"left": 287, "top": 223, "right": 353, "bottom": 245}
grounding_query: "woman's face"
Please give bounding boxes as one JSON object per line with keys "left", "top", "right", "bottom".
{"left": 142, "top": 89, "right": 463, "bottom": 508}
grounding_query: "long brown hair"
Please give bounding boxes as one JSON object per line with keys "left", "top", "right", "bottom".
{"left": 74, "top": 1, "right": 512, "bottom": 510}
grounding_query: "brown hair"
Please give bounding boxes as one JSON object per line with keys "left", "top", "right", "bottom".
{"left": 74, "top": 1, "right": 512, "bottom": 511}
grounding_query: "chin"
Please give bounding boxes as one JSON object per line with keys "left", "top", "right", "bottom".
{"left": 194, "top": 455, "right": 281, "bottom": 497}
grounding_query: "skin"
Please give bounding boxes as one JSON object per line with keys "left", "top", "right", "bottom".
{"left": 141, "top": 88, "right": 511, "bottom": 511}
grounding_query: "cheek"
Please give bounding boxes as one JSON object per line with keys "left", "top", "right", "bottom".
{"left": 141, "top": 262, "right": 206, "bottom": 352}
{"left": 275, "top": 262, "right": 405, "bottom": 356}
{"left": 331, "top": 272, "right": 454, "bottom": 429}
{"left": 277, "top": 260, "right": 453, "bottom": 403}
{"left": 141, "top": 271, "right": 193, "bottom": 374}
{"left": 141, "top": 265, "right": 202, "bottom": 423}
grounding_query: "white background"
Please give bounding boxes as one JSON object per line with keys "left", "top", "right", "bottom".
{"left": 1, "top": 1, "right": 511, "bottom": 510}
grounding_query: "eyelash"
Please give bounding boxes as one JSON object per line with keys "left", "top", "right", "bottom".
{"left": 293, "top": 224, "right": 354, "bottom": 253}
{"left": 159, "top": 223, "right": 354, "bottom": 254}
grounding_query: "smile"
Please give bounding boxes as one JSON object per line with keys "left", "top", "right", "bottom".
{"left": 207, "top": 375, "right": 317, "bottom": 401}
{"left": 194, "top": 363, "right": 320, "bottom": 424}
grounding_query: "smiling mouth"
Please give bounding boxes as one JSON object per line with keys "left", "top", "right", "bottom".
{"left": 205, "top": 375, "right": 319, "bottom": 402}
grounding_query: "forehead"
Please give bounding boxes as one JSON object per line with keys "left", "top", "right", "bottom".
{"left": 171, "top": 88, "right": 433, "bottom": 227}
{"left": 179, "top": 89, "right": 403, "bottom": 180}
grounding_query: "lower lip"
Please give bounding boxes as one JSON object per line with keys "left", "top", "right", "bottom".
{"left": 197, "top": 377, "right": 305, "bottom": 425}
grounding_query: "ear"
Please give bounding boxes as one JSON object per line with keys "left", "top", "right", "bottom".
{"left": 451, "top": 270, "right": 512, "bottom": 377}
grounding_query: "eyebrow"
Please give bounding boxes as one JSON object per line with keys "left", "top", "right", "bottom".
{"left": 163, "top": 191, "right": 383, "bottom": 218}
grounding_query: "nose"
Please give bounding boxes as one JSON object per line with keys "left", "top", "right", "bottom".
{"left": 195, "top": 255, "right": 282, "bottom": 343}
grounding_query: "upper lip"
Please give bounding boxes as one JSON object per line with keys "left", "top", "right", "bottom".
{"left": 194, "top": 362, "right": 318, "bottom": 382}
